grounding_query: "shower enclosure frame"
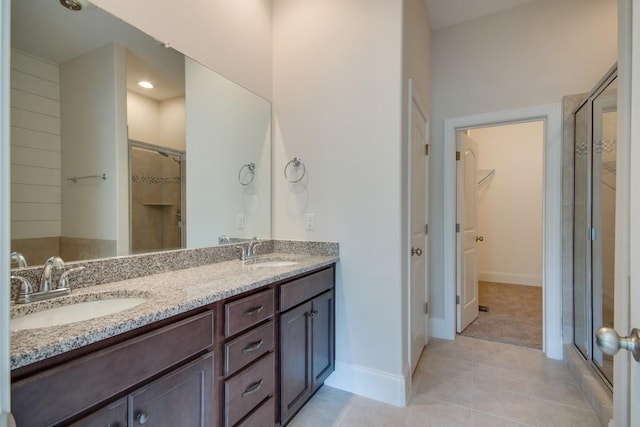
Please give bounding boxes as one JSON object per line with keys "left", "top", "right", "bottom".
{"left": 128, "top": 140, "right": 186, "bottom": 253}
{"left": 572, "top": 65, "right": 617, "bottom": 390}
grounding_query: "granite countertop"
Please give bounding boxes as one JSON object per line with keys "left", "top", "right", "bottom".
{"left": 10, "top": 252, "right": 338, "bottom": 370}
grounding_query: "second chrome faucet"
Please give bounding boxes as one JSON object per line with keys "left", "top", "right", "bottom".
{"left": 237, "top": 238, "right": 262, "bottom": 261}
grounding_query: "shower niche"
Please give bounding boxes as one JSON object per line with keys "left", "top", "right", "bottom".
{"left": 129, "top": 142, "right": 185, "bottom": 253}
{"left": 572, "top": 67, "right": 617, "bottom": 387}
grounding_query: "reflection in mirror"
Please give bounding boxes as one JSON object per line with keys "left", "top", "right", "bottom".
{"left": 129, "top": 142, "right": 185, "bottom": 254}
{"left": 10, "top": 0, "right": 271, "bottom": 266}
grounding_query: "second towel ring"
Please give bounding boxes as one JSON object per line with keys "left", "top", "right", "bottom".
{"left": 238, "top": 162, "right": 256, "bottom": 186}
{"left": 284, "top": 157, "right": 306, "bottom": 183}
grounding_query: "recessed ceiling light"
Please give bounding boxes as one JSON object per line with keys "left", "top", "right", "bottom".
{"left": 138, "top": 81, "right": 154, "bottom": 89}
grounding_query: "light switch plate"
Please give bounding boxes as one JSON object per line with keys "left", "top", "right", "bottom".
{"left": 305, "top": 214, "right": 315, "bottom": 230}
{"left": 237, "top": 213, "right": 245, "bottom": 229}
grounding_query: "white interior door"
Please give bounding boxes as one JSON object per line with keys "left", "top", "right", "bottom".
{"left": 457, "top": 133, "right": 479, "bottom": 333}
{"left": 627, "top": 3, "right": 640, "bottom": 421}
{"left": 409, "top": 82, "right": 428, "bottom": 374}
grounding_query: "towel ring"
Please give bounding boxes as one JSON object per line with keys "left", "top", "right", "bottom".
{"left": 284, "top": 157, "right": 306, "bottom": 183}
{"left": 238, "top": 162, "right": 256, "bottom": 186}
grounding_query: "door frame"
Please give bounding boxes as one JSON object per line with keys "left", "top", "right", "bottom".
{"left": 406, "top": 79, "right": 430, "bottom": 373}
{"left": 612, "top": 1, "right": 632, "bottom": 425}
{"left": 441, "top": 104, "right": 563, "bottom": 360}
{"left": 1, "top": 0, "right": 12, "bottom": 425}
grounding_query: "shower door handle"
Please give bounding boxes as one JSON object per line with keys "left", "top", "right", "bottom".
{"left": 596, "top": 327, "right": 640, "bottom": 361}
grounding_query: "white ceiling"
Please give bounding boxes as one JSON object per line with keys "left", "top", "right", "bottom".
{"left": 12, "top": 0, "right": 184, "bottom": 101}
{"left": 425, "top": 0, "right": 539, "bottom": 30}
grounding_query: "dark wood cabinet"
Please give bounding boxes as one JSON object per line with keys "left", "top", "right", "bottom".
{"left": 11, "top": 264, "right": 336, "bottom": 427}
{"left": 280, "top": 301, "right": 313, "bottom": 422}
{"left": 12, "top": 311, "right": 214, "bottom": 427}
{"left": 69, "top": 398, "right": 127, "bottom": 427}
{"left": 128, "top": 353, "right": 213, "bottom": 427}
{"left": 279, "top": 267, "right": 335, "bottom": 426}
{"left": 72, "top": 354, "right": 213, "bottom": 427}
{"left": 311, "top": 290, "right": 334, "bottom": 389}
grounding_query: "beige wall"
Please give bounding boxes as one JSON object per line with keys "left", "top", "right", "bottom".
{"left": 272, "top": 0, "right": 430, "bottom": 405}
{"left": 429, "top": 0, "right": 617, "bottom": 321}
{"left": 471, "top": 121, "right": 543, "bottom": 286}
{"left": 60, "top": 44, "right": 126, "bottom": 243}
{"left": 91, "top": 0, "right": 272, "bottom": 100}
{"left": 127, "top": 91, "right": 186, "bottom": 152}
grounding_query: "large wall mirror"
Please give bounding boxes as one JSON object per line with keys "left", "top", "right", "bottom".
{"left": 10, "top": 0, "right": 271, "bottom": 266}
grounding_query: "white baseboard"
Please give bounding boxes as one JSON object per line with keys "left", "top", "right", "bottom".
{"left": 479, "top": 271, "right": 542, "bottom": 287}
{"left": 324, "top": 361, "right": 408, "bottom": 407}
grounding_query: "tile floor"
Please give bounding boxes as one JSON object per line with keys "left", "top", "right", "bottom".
{"left": 289, "top": 336, "right": 600, "bottom": 427}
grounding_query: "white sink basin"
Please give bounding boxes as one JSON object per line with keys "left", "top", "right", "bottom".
{"left": 251, "top": 260, "right": 298, "bottom": 268}
{"left": 11, "top": 298, "right": 148, "bottom": 331}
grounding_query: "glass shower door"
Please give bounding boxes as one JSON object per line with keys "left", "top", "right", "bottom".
{"left": 573, "top": 101, "right": 590, "bottom": 359}
{"left": 592, "top": 77, "right": 617, "bottom": 383}
{"left": 572, "top": 72, "right": 617, "bottom": 387}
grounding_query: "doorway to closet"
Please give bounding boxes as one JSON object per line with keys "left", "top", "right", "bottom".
{"left": 456, "top": 121, "right": 544, "bottom": 349}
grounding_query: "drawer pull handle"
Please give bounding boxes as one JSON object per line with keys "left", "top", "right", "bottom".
{"left": 310, "top": 309, "right": 318, "bottom": 318}
{"left": 242, "top": 379, "right": 264, "bottom": 397}
{"left": 243, "top": 305, "right": 264, "bottom": 317}
{"left": 242, "top": 339, "right": 265, "bottom": 353}
{"left": 136, "top": 412, "right": 149, "bottom": 425}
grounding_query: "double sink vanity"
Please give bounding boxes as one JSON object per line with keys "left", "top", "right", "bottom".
{"left": 9, "top": 241, "right": 338, "bottom": 427}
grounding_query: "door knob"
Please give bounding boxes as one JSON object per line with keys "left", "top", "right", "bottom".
{"left": 411, "top": 247, "right": 423, "bottom": 256}
{"left": 596, "top": 327, "right": 640, "bottom": 361}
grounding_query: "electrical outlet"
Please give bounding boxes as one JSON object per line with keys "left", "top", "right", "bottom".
{"left": 236, "top": 213, "right": 245, "bottom": 229}
{"left": 305, "top": 213, "right": 315, "bottom": 230}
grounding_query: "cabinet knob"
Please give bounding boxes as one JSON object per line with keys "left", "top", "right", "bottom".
{"left": 411, "top": 247, "right": 423, "bottom": 256}
{"left": 136, "top": 412, "right": 149, "bottom": 425}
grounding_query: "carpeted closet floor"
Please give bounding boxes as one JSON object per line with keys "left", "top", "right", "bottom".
{"left": 460, "top": 281, "right": 542, "bottom": 349}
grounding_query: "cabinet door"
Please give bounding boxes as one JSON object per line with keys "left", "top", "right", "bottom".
{"left": 311, "top": 290, "right": 334, "bottom": 391}
{"left": 128, "top": 353, "right": 214, "bottom": 427}
{"left": 70, "top": 398, "right": 127, "bottom": 427}
{"left": 280, "top": 301, "right": 312, "bottom": 424}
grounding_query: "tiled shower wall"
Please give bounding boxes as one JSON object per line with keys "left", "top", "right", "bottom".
{"left": 130, "top": 147, "right": 182, "bottom": 253}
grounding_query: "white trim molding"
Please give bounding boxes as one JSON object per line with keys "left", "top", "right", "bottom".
{"left": 440, "top": 103, "right": 563, "bottom": 360}
{"left": 478, "top": 271, "right": 542, "bottom": 287}
{"left": 324, "top": 362, "right": 408, "bottom": 407}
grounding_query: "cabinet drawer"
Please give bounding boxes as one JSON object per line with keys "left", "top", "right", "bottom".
{"left": 225, "top": 289, "right": 274, "bottom": 337}
{"left": 280, "top": 267, "right": 334, "bottom": 311}
{"left": 225, "top": 321, "right": 275, "bottom": 376}
{"left": 237, "top": 396, "right": 274, "bottom": 427}
{"left": 224, "top": 353, "right": 275, "bottom": 427}
{"left": 12, "top": 310, "right": 214, "bottom": 427}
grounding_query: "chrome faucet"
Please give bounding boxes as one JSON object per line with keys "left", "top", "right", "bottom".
{"left": 40, "top": 256, "right": 65, "bottom": 292}
{"left": 58, "top": 266, "right": 85, "bottom": 290}
{"left": 236, "top": 238, "right": 262, "bottom": 261}
{"left": 248, "top": 238, "right": 262, "bottom": 258}
{"left": 12, "top": 275, "right": 33, "bottom": 304}
{"left": 10, "top": 251, "right": 28, "bottom": 269}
